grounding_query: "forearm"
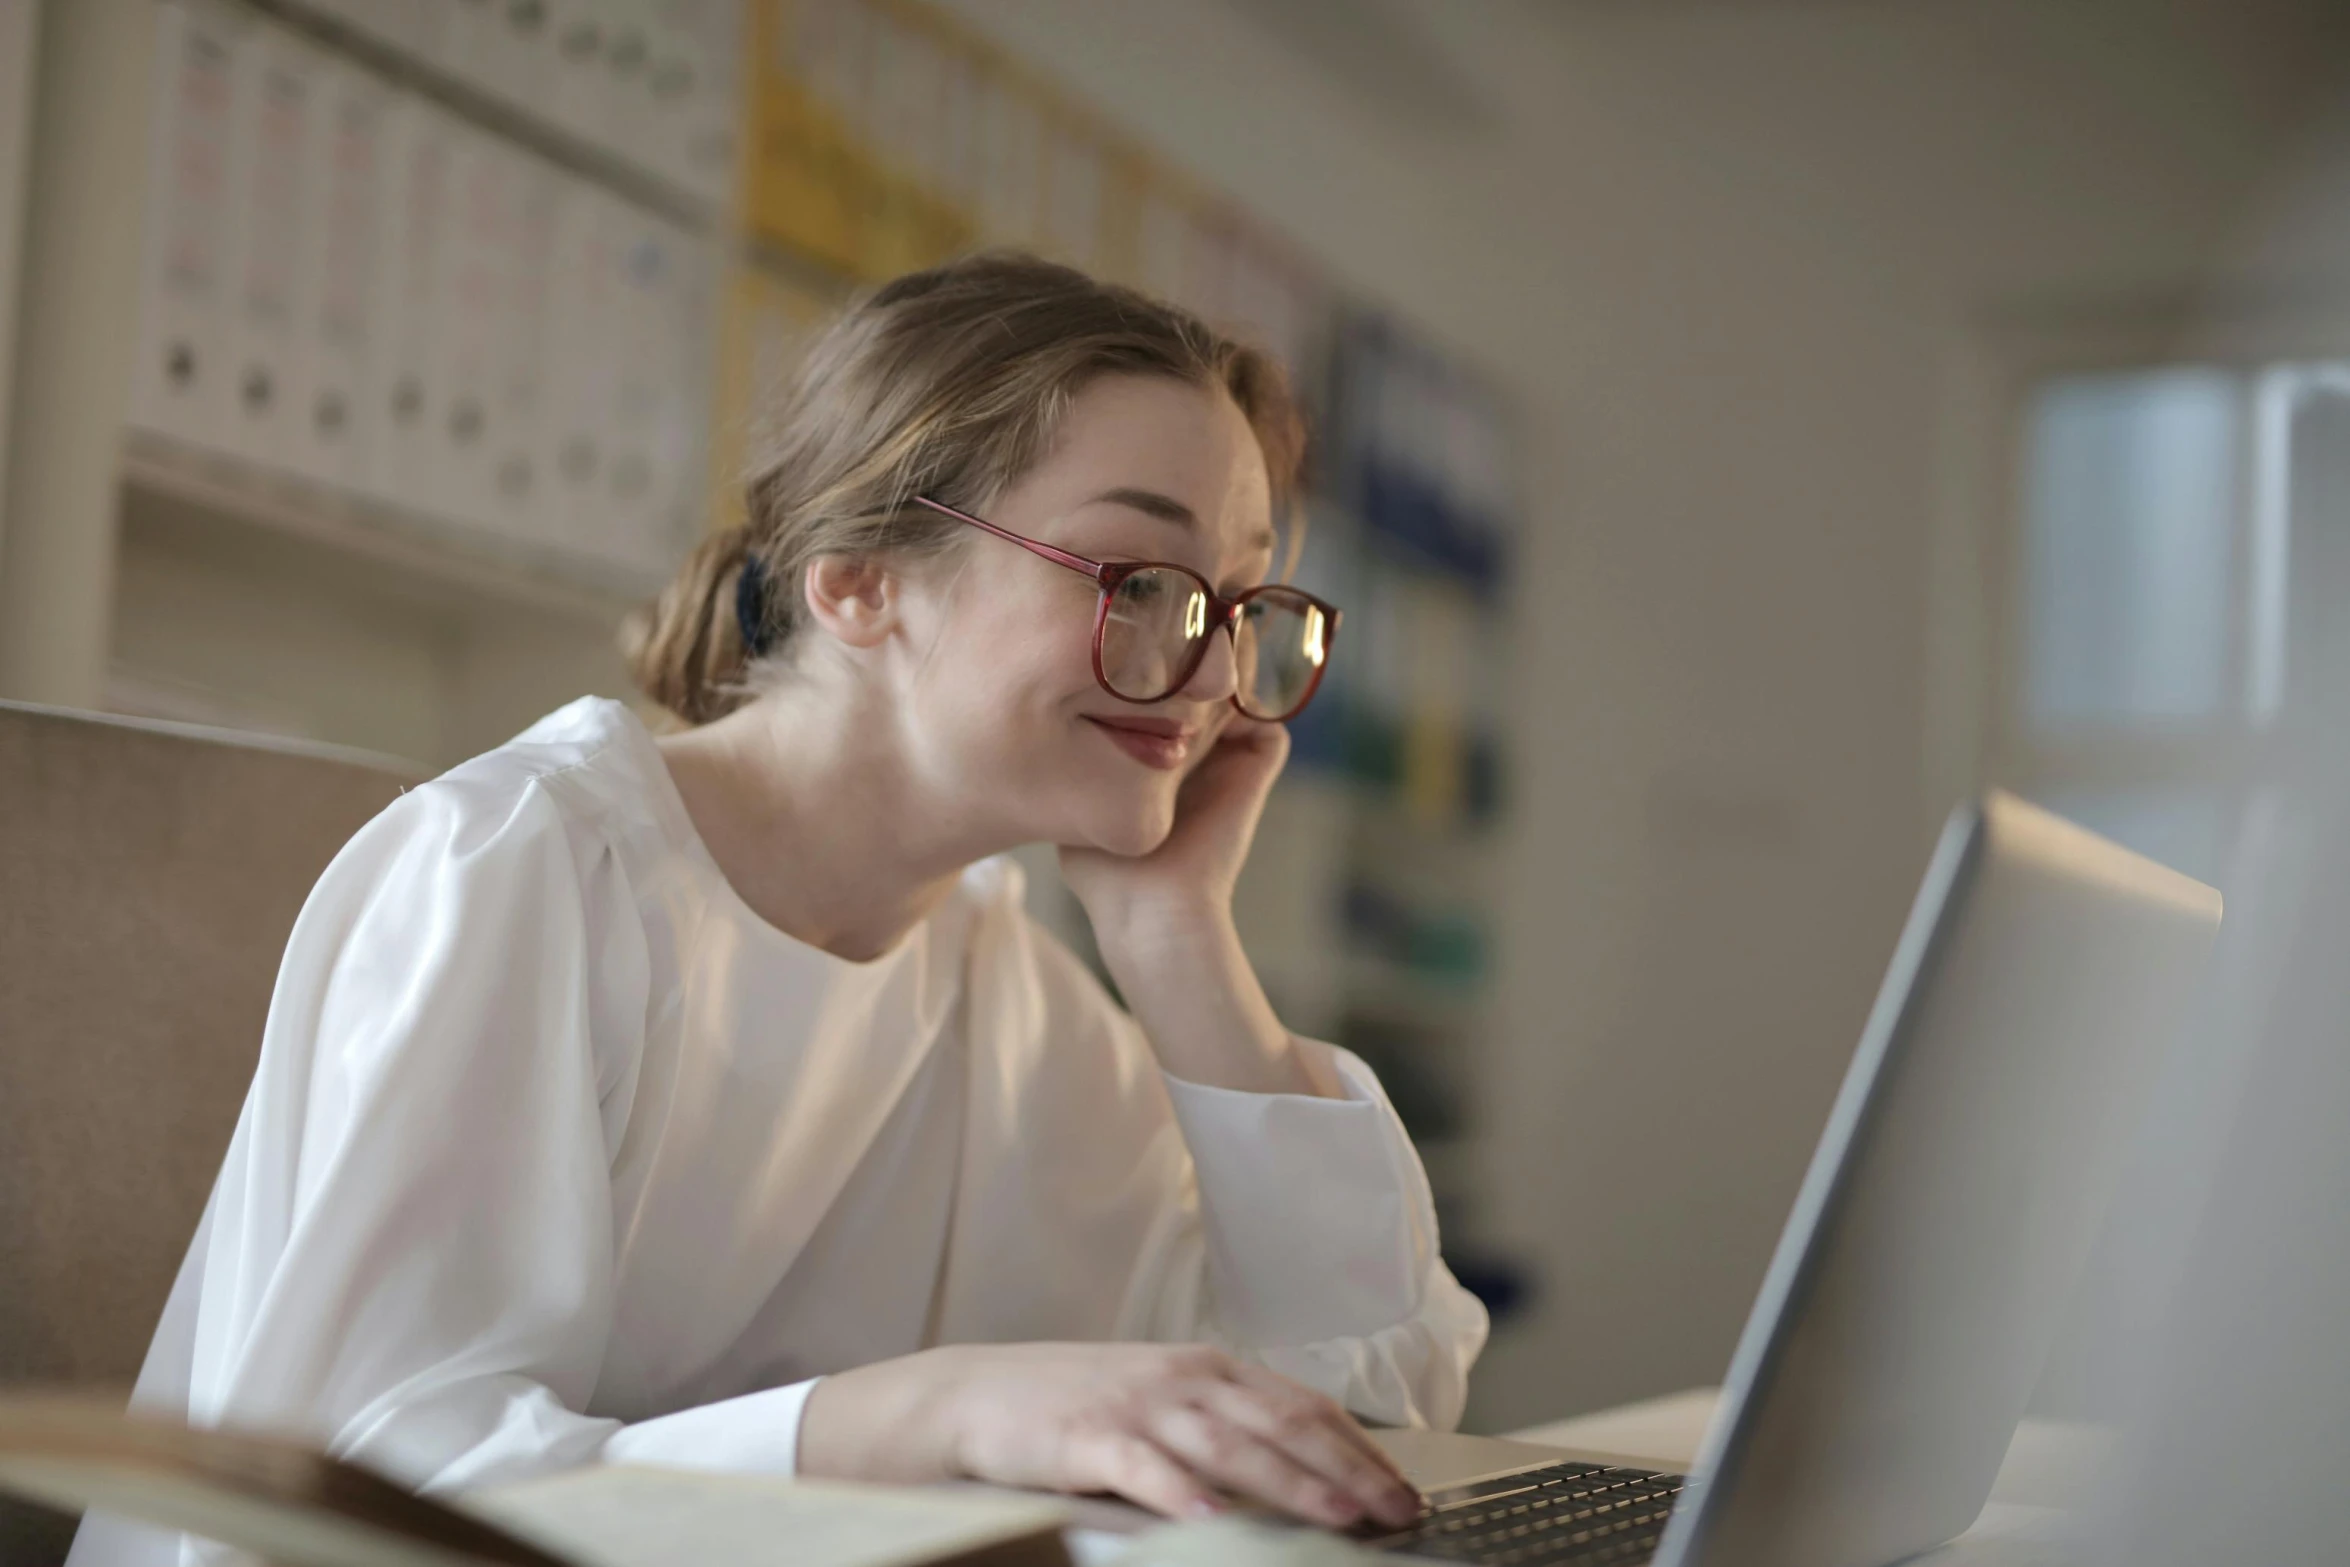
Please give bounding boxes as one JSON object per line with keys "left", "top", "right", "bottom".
{"left": 1091, "top": 901, "right": 1339, "bottom": 1098}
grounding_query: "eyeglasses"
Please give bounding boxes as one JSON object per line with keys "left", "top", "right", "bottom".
{"left": 912, "top": 495, "right": 1340, "bottom": 723}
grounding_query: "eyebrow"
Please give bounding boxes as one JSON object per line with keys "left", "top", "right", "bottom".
{"left": 1087, "top": 486, "right": 1278, "bottom": 552}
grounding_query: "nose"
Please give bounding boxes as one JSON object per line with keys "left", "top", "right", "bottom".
{"left": 1177, "top": 613, "right": 1240, "bottom": 706}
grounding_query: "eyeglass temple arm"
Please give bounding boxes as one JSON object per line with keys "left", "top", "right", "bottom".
{"left": 912, "top": 496, "right": 1108, "bottom": 582}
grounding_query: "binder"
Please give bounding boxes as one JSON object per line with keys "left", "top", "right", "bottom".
{"left": 129, "top": 0, "right": 245, "bottom": 451}
{"left": 428, "top": 0, "right": 509, "bottom": 112}
{"left": 606, "top": 206, "right": 681, "bottom": 570}
{"left": 486, "top": 148, "right": 561, "bottom": 546}
{"left": 616, "top": 205, "right": 715, "bottom": 571}
{"left": 544, "top": 0, "right": 621, "bottom": 151}
{"left": 675, "top": 0, "right": 746, "bottom": 205}
{"left": 429, "top": 120, "right": 523, "bottom": 530}
{"left": 600, "top": 1, "right": 660, "bottom": 177}
{"left": 480, "top": 0, "right": 556, "bottom": 119}
{"left": 362, "top": 93, "right": 458, "bottom": 518}
{"left": 289, "top": 55, "right": 391, "bottom": 489}
{"left": 643, "top": 14, "right": 704, "bottom": 196}
{"left": 219, "top": 19, "right": 324, "bottom": 474}
{"left": 654, "top": 11, "right": 745, "bottom": 207}
{"left": 649, "top": 232, "right": 715, "bottom": 567}
{"left": 533, "top": 175, "right": 625, "bottom": 558}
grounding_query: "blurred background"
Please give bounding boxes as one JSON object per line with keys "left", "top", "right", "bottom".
{"left": 5, "top": 0, "right": 2350, "bottom": 1444}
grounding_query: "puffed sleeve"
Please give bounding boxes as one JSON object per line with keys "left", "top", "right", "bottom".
{"left": 75, "top": 766, "right": 703, "bottom": 1547}
{"left": 997, "top": 894, "right": 1489, "bottom": 1432}
{"left": 1154, "top": 1047, "right": 1491, "bottom": 1431}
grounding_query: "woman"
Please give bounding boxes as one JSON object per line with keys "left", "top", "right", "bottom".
{"left": 79, "top": 254, "right": 1486, "bottom": 1564}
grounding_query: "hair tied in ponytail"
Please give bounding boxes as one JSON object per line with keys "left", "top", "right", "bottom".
{"left": 735, "top": 554, "right": 775, "bottom": 657}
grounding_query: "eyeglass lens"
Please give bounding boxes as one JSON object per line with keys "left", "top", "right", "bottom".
{"left": 1100, "top": 569, "right": 1329, "bottom": 719}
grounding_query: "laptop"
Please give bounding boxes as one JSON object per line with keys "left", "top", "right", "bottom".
{"left": 1361, "top": 791, "right": 2223, "bottom": 1567}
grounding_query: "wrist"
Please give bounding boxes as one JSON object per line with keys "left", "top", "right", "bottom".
{"left": 1085, "top": 891, "right": 1235, "bottom": 971}
{"left": 799, "top": 1348, "right": 970, "bottom": 1484}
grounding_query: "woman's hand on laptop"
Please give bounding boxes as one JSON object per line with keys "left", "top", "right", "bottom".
{"left": 797, "top": 1341, "right": 1424, "bottom": 1530}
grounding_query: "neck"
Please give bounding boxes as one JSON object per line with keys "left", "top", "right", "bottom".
{"left": 656, "top": 681, "right": 1001, "bottom": 962}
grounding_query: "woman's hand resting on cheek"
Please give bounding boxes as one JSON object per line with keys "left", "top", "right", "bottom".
{"left": 796, "top": 1342, "right": 1424, "bottom": 1530}
{"left": 1058, "top": 718, "right": 1290, "bottom": 934}
{"left": 1055, "top": 721, "right": 1335, "bottom": 1096}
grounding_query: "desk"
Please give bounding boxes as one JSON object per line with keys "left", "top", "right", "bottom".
{"left": 1504, "top": 1387, "right": 2099, "bottom": 1566}
{"left": 1066, "top": 1388, "right": 2103, "bottom": 1563}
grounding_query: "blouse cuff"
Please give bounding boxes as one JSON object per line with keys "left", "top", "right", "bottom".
{"left": 599, "top": 1376, "right": 822, "bottom": 1477}
{"left": 1161, "top": 1042, "right": 1433, "bottom": 1347}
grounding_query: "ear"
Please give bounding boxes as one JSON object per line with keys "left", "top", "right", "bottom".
{"left": 800, "top": 553, "right": 898, "bottom": 649}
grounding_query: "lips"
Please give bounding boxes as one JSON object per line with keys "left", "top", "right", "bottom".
{"left": 1083, "top": 714, "right": 1197, "bottom": 771}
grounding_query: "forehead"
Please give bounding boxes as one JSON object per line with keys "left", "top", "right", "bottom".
{"left": 1024, "top": 374, "right": 1274, "bottom": 542}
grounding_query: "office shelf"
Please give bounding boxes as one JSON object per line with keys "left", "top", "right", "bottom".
{"left": 119, "top": 429, "right": 662, "bottom": 629}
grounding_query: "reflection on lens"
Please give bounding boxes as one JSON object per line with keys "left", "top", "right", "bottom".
{"left": 1235, "top": 589, "right": 1328, "bottom": 720}
{"left": 1101, "top": 567, "right": 1208, "bottom": 701}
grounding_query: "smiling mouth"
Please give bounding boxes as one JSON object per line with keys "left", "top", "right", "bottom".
{"left": 1082, "top": 715, "right": 1196, "bottom": 771}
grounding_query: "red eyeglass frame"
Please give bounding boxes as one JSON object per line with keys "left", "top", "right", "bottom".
{"left": 912, "top": 495, "right": 1341, "bottom": 721}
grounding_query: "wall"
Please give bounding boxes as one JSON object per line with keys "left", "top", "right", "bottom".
{"left": 0, "top": 0, "right": 37, "bottom": 549}
{"left": 926, "top": 0, "right": 2350, "bottom": 1429}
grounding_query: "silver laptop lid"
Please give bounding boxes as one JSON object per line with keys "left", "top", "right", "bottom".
{"left": 1656, "top": 792, "right": 2222, "bottom": 1567}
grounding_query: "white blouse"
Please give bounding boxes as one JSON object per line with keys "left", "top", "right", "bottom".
{"left": 72, "top": 698, "right": 1487, "bottom": 1564}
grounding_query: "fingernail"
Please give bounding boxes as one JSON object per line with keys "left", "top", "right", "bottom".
{"left": 1185, "top": 1498, "right": 1224, "bottom": 1521}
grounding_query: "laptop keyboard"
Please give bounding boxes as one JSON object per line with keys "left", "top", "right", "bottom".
{"left": 1360, "top": 1460, "right": 1688, "bottom": 1566}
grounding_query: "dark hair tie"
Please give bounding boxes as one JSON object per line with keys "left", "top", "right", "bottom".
{"left": 735, "top": 554, "right": 775, "bottom": 657}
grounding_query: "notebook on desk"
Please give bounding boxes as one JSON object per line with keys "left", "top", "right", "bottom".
{"left": 0, "top": 1395, "right": 1072, "bottom": 1567}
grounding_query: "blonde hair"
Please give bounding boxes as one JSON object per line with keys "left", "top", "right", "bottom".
{"left": 622, "top": 251, "right": 1307, "bottom": 726}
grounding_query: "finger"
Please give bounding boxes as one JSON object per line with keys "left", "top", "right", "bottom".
{"left": 1200, "top": 1381, "right": 1423, "bottom": 1529}
{"left": 1176, "top": 720, "right": 1287, "bottom": 819}
{"left": 1224, "top": 1363, "right": 1412, "bottom": 1486}
{"left": 1070, "top": 1430, "right": 1225, "bottom": 1522}
{"left": 1210, "top": 718, "right": 1289, "bottom": 771}
{"left": 1148, "top": 1402, "right": 1365, "bottom": 1529}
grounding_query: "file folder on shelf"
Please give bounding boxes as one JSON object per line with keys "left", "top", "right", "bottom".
{"left": 534, "top": 175, "right": 626, "bottom": 559}
{"left": 486, "top": 151, "right": 562, "bottom": 547}
{"left": 219, "top": 19, "right": 323, "bottom": 474}
{"left": 127, "top": 0, "right": 727, "bottom": 590}
{"left": 131, "top": 1, "right": 246, "bottom": 452}
{"left": 362, "top": 92, "right": 458, "bottom": 518}
{"left": 602, "top": 208, "right": 711, "bottom": 573}
{"left": 427, "top": 120, "right": 524, "bottom": 531}
{"left": 290, "top": 54, "right": 392, "bottom": 489}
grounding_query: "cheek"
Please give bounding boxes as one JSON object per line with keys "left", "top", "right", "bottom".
{"left": 961, "top": 596, "right": 1099, "bottom": 708}
{"left": 912, "top": 586, "right": 1097, "bottom": 754}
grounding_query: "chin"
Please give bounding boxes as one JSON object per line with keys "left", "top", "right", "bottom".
{"left": 1059, "top": 781, "right": 1178, "bottom": 858}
